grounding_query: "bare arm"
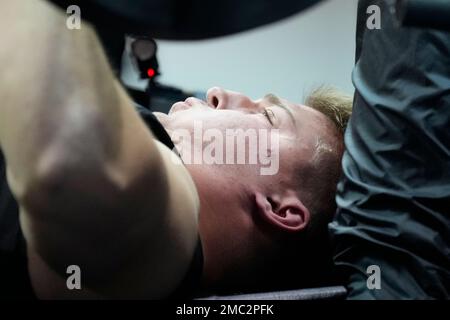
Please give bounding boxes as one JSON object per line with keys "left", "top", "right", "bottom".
{"left": 0, "top": 0, "right": 199, "bottom": 298}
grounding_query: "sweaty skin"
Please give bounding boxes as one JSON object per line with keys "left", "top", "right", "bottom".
{"left": 0, "top": 0, "right": 199, "bottom": 299}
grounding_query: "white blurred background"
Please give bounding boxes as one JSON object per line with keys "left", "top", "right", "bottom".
{"left": 122, "top": 0, "right": 358, "bottom": 103}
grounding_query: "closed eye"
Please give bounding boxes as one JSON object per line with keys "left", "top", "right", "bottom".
{"left": 262, "top": 108, "right": 276, "bottom": 125}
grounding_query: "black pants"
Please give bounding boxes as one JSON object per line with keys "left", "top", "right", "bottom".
{"left": 329, "top": 0, "right": 450, "bottom": 299}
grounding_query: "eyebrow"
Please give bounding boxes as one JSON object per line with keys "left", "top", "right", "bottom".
{"left": 264, "top": 94, "right": 297, "bottom": 128}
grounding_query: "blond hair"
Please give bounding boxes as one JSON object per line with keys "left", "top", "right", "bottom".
{"left": 305, "top": 86, "right": 353, "bottom": 134}
{"left": 300, "top": 86, "right": 353, "bottom": 235}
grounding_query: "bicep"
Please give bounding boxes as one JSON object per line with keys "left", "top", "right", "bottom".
{"left": 21, "top": 94, "right": 199, "bottom": 298}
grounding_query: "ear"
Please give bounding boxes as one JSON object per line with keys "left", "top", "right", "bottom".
{"left": 254, "top": 191, "right": 310, "bottom": 233}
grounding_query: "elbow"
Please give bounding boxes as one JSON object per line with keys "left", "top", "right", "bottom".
{"left": 20, "top": 145, "right": 88, "bottom": 213}
{"left": 20, "top": 133, "right": 120, "bottom": 214}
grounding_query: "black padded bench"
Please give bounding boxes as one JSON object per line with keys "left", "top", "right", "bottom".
{"left": 198, "top": 286, "right": 347, "bottom": 300}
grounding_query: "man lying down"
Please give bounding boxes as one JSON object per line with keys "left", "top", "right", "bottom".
{"left": 3, "top": 0, "right": 449, "bottom": 300}
{"left": 0, "top": 0, "right": 352, "bottom": 299}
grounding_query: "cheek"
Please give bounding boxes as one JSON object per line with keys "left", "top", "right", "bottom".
{"left": 170, "top": 110, "right": 265, "bottom": 132}
{"left": 202, "top": 114, "right": 258, "bottom": 131}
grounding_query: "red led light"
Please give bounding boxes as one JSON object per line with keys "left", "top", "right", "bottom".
{"left": 147, "top": 68, "right": 156, "bottom": 78}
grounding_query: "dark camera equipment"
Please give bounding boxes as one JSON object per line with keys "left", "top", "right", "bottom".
{"left": 126, "top": 36, "right": 194, "bottom": 112}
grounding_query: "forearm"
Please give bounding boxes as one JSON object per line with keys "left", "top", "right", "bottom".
{"left": 0, "top": 0, "right": 123, "bottom": 195}
{"left": 0, "top": 1, "right": 200, "bottom": 298}
{"left": 0, "top": 0, "right": 155, "bottom": 285}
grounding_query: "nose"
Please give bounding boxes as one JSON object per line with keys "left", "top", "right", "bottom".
{"left": 206, "top": 87, "right": 257, "bottom": 112}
